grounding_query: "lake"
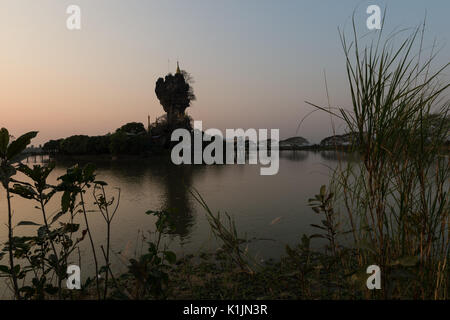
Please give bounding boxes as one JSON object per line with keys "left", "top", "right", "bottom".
{"left": 0, "top": 150, "right": 356, "bottom": 296}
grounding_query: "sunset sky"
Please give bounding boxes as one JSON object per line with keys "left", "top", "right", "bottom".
{"left": 1, "top": 0, "right": 449, "bottom": 145}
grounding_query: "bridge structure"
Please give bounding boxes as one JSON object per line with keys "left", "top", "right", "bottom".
{"left": 18, "top": 149, "right": 51, "bottom": 164}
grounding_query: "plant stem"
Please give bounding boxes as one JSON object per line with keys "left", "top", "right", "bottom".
{"left": 39, "top": 197, "right": 63, "bottom": 299}
{"left": 6, "top": 185, "right": 20, "bottom": 300}
{"left": 80, "top": 190, "right": 101, "bottom": 299}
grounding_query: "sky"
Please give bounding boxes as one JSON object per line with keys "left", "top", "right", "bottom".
{"left": 0, "top": 0, "right": 449, "bottom": 145}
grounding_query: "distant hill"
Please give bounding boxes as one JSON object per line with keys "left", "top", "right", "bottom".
{"left": 320, "top": 133, "right": 358, "bottom": 148}
{"left": 279, "top": 136, "right": 310, "bottom": 150}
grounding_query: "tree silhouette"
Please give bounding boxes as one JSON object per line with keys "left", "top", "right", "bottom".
{"left": 155, "top": 69, "right": 196, "bottom": 128}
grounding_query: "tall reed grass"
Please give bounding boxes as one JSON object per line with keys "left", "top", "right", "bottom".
{"left": 309, "top": 16, "right": 449, "bottom": 298}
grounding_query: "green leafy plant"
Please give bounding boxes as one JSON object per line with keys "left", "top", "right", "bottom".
{"left": 0, "top": 128, "right": 37, "bottom": 299}
{"left": 93, "top": 182, "right": 120, "bottom": 299}
{"left": 9, "top": 163, "right": 74, "bottom": 299}
{"left": 125, "top": 210, "right": 177, "bottom": 299}
{"left": 57, "top": 163, "right": 100, "bottom": 298}
{"left": 308, "top": 185, "right": 340, "bottom": 256}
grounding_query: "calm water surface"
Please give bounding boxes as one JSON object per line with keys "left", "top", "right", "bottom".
{"left": 0, "top": 151, "right": 355, "bottom": 296}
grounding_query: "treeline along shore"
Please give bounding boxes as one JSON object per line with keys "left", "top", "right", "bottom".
{"left": 42, "top": 118, "right": 449, "bottom": 159}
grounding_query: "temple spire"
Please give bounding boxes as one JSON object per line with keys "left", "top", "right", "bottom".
{"left": 176, "top": 61, "right": 181, "bottom": 74}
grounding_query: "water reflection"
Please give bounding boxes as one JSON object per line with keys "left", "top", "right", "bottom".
{"left": 318, "top": 150, "right": 358, "bottom": 162}
{"left": 150, "top": 162, "right": 197, "bottom": 238}
{"left": 0, "top": 149, "right": 360, "bottom": 298}
{"left": 3, "top": 151, "right": 355, "bottom": 259}
{"left": 53, "top": 157, "right": 210, "bottom": 239}
{"left": 279, "top": 150, "right": 309, "bottom": 161}
{"left": 44, "top": 151, "right": 356, "bottom": 240}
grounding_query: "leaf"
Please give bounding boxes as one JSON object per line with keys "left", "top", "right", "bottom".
{"left": 13, "top": 264, "right": 20, "bottom": 275}
{"left": 61, "top": 223, "right": 80, "bottom": 233}
{"left": 6, "top": 131, "right": 38, "bottom": 160}
{"left": 164, "top": 251, "right": 176, "bottom": 264}
{"left": 83, "top": 163, "right": 96, "bottom": 181}
{"left": 50, "top": 211, "right": 66, "bottom": 225}
{"left": 0, "top": 265, "right": 9, "bottom": 273}
{"left": 37, "top": 226, "right": 47, "bottom": 239}
{"left": 17, "top": 221, "right": 40, "bottom": 227}
{"left": 320, "top": 185, "right": 326, "bottom": 196}
{"left": 16, "top": 164, "right": 35, "bottom": 180}
{"left": 84, "top": 277, "right": 93, "bottom": 289}
{"left": 61, "top": 191, "right": 71, "bottom": 213}
{"left": 10, "top": 184, "right": 36, "bottom": 199}
{"left": 321, "top": 219, "right": 331, "bottom": 227}
{"left": 0, "top": 166, "right": 16, "bottom": 188}
{"left": 48, "top": 254, "right": 58, "bottom": 266}
{"left": 0, "top": 128, "right": 9, "bottom": 157}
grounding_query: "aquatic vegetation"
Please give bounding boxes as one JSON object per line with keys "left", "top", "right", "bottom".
{"left": 306, "top": 16, "right": 449, "bottom": 299}
{"left": 190, "top": 188, "right": 253, "bottom": 274}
